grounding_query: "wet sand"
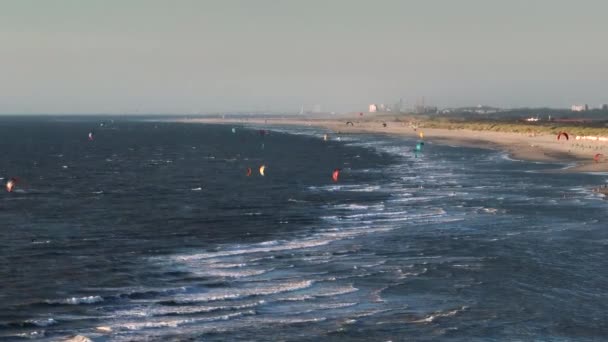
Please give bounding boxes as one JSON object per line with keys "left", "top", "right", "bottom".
{"left": 177, "top": 116, "right": 608, "bottom": 174}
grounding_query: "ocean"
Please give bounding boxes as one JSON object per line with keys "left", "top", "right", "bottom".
{"left": 0, "top": 117, "right": 607, "bottom": 341}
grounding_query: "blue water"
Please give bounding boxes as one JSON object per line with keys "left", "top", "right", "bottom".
{"left": 0, "top": 117, "right": 607, "bottom": 341}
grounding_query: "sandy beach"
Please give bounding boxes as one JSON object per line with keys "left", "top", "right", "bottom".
{"left": 178, "top": 116, "right": 608, "bottom": 174}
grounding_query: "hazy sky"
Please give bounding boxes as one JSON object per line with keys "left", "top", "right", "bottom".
{"left": 1, "top": 0, "right": 607, "bottom": 114}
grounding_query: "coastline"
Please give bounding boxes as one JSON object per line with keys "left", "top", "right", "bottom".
{"left": 176, "top": 116, "right": 608, "bottom": 174}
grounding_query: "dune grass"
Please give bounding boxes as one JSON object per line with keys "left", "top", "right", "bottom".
{"left": 417, "top": 118, "right": 608, "bottom": 137}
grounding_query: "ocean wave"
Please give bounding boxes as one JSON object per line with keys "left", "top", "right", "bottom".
{"left": 113, "top": 301, "right": 264, "bottom": 318}
{"left": 10, "top": 331, "right": 45, "bottom": 339}
{"left": 165, "top": 280, "right": 313, "bottom": 304}
{"left": 315, "top": 302, "right": 358, "bottom": 310}
{"left": 277, "top": 284, "right": 358, "bottom": 301}
{"left": 332, "top": 203, "right": 385, "bottom": 211}
{"left": 174, "top": 237, "right": 337, "bottom": 261}
{"left": 116, "top": 310, "right": 255, "bottom": 331}
{"left": 207, "top": 262, "right": 248, "bottom": 268}
{"left": 120, "top": 286, "right": 190, "bottom": 300}
{"left": 410, "top": 306, "right": 469, "bottom": 324}
{"left": 44, "top": 295, "right": 103, "bottom": 305}
{"left": 255, "top": 316, "right": 327, "bottom": 325}
{"left": 200, "top": 267, "right": 271, "bottom": 278}
{"left": 347, "top": 185, "right": 381, "bottom": 192}
{"left": 1, "top": 318, "right": 57, "bottom": 329}
{"left": 25, "top": 318, "right": 57, "bottom": 327}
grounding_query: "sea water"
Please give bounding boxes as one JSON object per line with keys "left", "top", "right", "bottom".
{"left": 0, "top": 117, "right": 606, "bottom": 341}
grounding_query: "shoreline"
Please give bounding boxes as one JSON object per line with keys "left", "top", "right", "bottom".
{"left": 175, "top": 117, "right": 608, "bottom": 174}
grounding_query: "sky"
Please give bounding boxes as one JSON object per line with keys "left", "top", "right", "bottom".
{"left": 1, "top": 0, "right": 607, "bottom": 114}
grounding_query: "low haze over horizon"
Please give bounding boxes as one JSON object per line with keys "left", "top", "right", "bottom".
{"left": 1, "top": 0, "right": 607, "bottom": 114}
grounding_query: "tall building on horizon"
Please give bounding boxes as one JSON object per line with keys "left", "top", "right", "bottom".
{"left": 571, "top": 104, "right": 589, "bottom": 112}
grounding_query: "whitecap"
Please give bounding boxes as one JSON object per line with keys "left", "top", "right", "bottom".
{"left": 168, "top": 280, "right": 313, "bottom": 304}
{"left": 25, "top": 318, "right": 57, "bottom": 327}
{"left": 117, "top": 310, "right": 254, "bottom": 331}
{"left": 410, "top": 306, "right": 468, "bottom": 323}
{"left": 255, "top": 317, "right": 327, "bottom": 325}
{"left": 278, "top": 284, "right": 358, "bottom": 301}
{"left": 200, "top": 268, "right": 271, "bottom": 278}
{"left": 113, "top": 301, "right": 264, "bottom": 318}
{"left": 174, "top": 238, "right": 336, "bottom": 261}
{"left": 45, "top": 295, "right": 103, "bottom": 305}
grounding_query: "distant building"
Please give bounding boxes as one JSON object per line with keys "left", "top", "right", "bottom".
{"left": 601, "top": 104, "right": 608, "bottom": 111}
{"left": 452, "top": 105, "right": 499, "bottom": 114}
{"left": 571, "top": 104, "right": 588, "bottom": 112}
{"left": 369, "top": 104, "right": 377, "bottom": 113}
{"left": 415, "top": 105, "right": 438, "bottom": 114}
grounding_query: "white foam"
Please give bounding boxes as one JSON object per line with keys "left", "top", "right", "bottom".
{"left": 169, "top": 280, "right": 313, "bottom": 304}
{"left": 25, "top": 318, "right": 57, "bottom": 327}
{"left": 314, "top": 285, "right": 359, "bottom": 297}
{"left": 175, "top": 238, "right": 336, "bottom": 261}
{"left": 277, "top": 284, "right": 358, "bottom": 301}
{"left": 45, "top": 295, "right": 103, "bottom": 305}
{"left": 200, "top": 268, "right": 271, "bottom": 278}
{"left": 255, "top": 317, "right": 327, "bottom": 325}
{"left": 394, "top": 267, "right": 428, "bottom": 279}
{"left": 117, "top": 310, "right": 254, "bottom": 331}
{"left": 14, "top": 331, "right": 44, "bottom": 339}
{"left": 332, "top": 203, "right": 384, "bottom": 211}
{"left": 347, "top": 185, "right": 381, "bottom": 192}
{"left": 370, "top": 287, "right": 387, "bottom": 303}
{"left": 113, "top": 301, "right": 264, "bottom": 318}
{"left": 207, "top": 262, "right": 247, "bottom": 268}
{"left": 410, "top": 306, "right": 468, "bottom": 323}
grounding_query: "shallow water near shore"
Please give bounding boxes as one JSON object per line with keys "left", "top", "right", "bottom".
{"left": 1, "top": 118, "right": 607, "bottom": 341}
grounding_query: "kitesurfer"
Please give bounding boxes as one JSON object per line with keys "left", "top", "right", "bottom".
{"left": 594, "top": 153, "right": 604, "bottom": 163}
{"left": 332, "top": 169, "right": 340, "bottom": 182}
{"left": 557, "top": 132, "right": 569, "bottom": 140}
{"left": 5, "top": 178, "right": 17, "bottom": 193}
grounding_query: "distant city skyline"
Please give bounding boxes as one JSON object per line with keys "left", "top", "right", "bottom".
{"left": 1, "top": 0, "right": 607, "bottom": 114}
